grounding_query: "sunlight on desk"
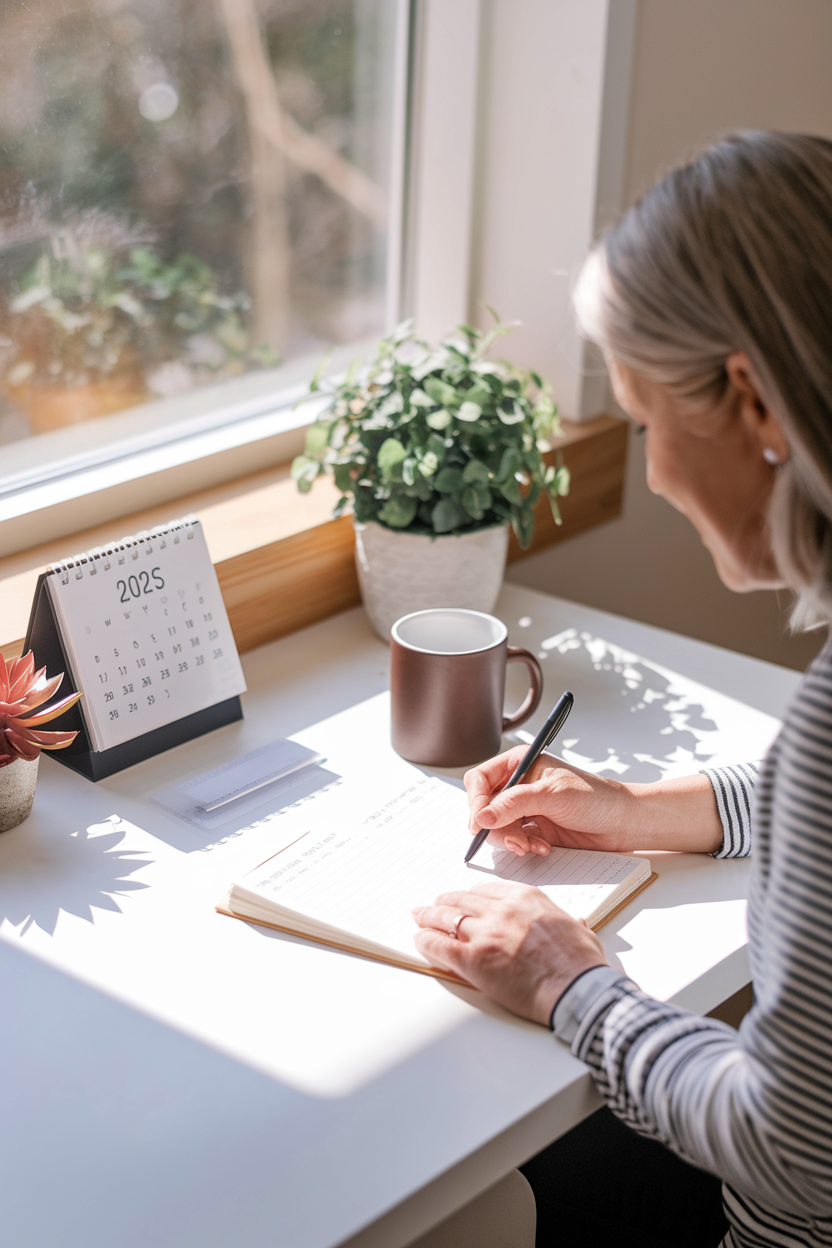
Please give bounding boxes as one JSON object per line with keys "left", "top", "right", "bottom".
{"left": 0, "top": 587, "right": 799, "bottom": 1248}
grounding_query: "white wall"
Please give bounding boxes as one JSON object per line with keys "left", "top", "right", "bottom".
{"left": 476, "top": 0, "right": 832, "bottom": 670}
{"left": 470, "top": 0, "right": 633, "bottom": 419}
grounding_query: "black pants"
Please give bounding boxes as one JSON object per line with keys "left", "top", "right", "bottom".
{"left": 521, "top": 1107, "right": 729, "bottom": 1247}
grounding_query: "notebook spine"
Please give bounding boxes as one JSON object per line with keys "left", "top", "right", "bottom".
{"left": 50, "top": 514, "right": 199, "bottom": 581}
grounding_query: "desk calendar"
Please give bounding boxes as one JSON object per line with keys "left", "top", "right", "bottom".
{"left": 24, "top": 516, "right": 246, "bottom": 780}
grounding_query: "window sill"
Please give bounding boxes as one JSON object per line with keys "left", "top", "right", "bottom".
{"left": 0, "top": 338, "right": 378, "bottom": 559}
{"left": 0, "top": 414, "right": 628, "bottom": 661}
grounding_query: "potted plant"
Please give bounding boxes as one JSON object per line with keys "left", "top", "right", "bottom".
{"left": 0, "top": 653, "right": 81, "bottom": 832}
{"left": 0, "top": 219, "right": 279, "bottom": 433}
{"left": 291, "top": 314, "right": 569, "bottom": 638}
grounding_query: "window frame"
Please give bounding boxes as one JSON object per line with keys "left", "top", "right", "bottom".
{"left": 0, "top": 0, "right": 485, "bottom": 559}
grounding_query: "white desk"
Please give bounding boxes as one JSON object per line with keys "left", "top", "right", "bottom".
{"left": 0, "top": 585, "right": 797, "bottom": 1248}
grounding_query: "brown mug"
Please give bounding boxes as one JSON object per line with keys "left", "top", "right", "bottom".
{"left": 390, "top": 608, "right": 544, "bottom": 767}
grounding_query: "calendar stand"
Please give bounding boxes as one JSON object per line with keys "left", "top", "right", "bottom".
{"left": 24, "top": 567, "right": 243, "bottom": 782}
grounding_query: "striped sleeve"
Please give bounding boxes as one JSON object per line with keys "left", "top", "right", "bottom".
{"left": 553, "top": 648, "right": 832, "bottom": 1247}
{"left": 701, "top": 761, "right": 758, "bottom": 858}
{"left": 553, "top": 963, "right": 832, "bottom": 1227}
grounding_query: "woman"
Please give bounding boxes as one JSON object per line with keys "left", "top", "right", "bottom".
{"left": 412, "top": 131, "right": 832, "bottom": 1248}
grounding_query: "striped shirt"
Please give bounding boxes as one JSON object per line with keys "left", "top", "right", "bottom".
{"left": 553, "top": 643, "right": 832, "bottom": 1247}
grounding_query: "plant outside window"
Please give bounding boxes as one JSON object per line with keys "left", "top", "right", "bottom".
{"left": 0, "top": 0, "right": 398, "bottom": 449}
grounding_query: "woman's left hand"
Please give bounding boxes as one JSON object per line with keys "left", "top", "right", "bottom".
{"left": 412, "top": 883, "right": 608, "bottom": 1025}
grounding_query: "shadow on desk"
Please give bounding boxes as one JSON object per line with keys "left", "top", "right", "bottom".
{"left": 0, "top": 818, "right": 150, "bottom": 936}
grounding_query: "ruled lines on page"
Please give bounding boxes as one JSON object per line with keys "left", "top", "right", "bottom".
{"left": 238, "top": 776, "right": 646, "bottom": 958}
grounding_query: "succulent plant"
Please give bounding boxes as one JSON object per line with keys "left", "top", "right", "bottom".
{"left": 0, "top": 653, "right": 82, "bottom": 768}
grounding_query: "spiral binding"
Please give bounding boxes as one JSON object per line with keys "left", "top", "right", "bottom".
{"left": 50, "top": 514, "right": 199, "bottom": 584}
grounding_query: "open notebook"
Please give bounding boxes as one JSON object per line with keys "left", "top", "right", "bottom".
{"left": 217, "top": 773, "right": 655, "bottom": 984}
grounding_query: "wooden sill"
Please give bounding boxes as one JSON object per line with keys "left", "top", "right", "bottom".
{"left": 0, "top": 414, "right": 628, "bottom": 660}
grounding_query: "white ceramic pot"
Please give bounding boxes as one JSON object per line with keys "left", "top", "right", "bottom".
{"left": 0, "top": 755, "right": 40, "bottom": 833}
{"left": 354, "top": 520, "right": 510, "bottom": 640}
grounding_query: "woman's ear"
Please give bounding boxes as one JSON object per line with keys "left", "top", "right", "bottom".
{"left": 725, "top": 352, "right": 790, "bottom": 465}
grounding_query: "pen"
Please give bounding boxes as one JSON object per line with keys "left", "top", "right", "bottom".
{"left": 464, "top": 690, "right": 574, "bottom": 864}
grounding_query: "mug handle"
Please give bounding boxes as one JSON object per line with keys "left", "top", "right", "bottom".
{"left": 502, "top": 647, "right": 544, "bottom": 731}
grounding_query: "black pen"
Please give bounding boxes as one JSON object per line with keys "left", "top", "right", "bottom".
{"left": 464, "top": 690, "right": 574, "bottom": 864}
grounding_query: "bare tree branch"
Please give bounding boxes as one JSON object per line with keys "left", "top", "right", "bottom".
{"left": 275, "top": 109, "right": 388, "bottom": 230}
{"left": 217, "top": 0, "right": 290, "bottom": 352}
{"left": 217, "top": 0, "right": 387, "bottom": 230}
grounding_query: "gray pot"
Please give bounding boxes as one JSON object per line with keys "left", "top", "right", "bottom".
{"left": 0, "top": 755, "right": 40, "bottom": 833}
{"left": 354, "top": 520, "right": 509, "bottom": 641}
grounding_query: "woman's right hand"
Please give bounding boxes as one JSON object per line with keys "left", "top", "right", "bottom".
{"left": 464, "top": 747, "right": 725, "bottom": 858}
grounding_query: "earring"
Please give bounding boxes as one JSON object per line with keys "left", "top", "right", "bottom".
{"left": 763, "top": 448, "right": 781, "bottom": 465}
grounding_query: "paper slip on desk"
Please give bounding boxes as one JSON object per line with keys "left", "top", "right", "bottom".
{"left": 216, "top": 773, "right": 656, "bottom": 986}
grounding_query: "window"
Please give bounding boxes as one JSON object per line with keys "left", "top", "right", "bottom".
{"left": 0, "top": 0, "right": 406, "bottom": 507}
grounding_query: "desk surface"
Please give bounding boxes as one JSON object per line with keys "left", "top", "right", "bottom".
{"left": 0, "top": 585, "right": 797, "bottom": 1248}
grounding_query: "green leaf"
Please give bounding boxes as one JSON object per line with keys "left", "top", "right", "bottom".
{"left": 465, "top": 384, "right": 492, "bottom": 408}
{"left": 553, "top": 465, "right": 571, "bottom": 495}
{"left": 333, "top": 463, "right": 354, "bottom": 493}
{"left": 333, "top": 495, "right": 349, "bottom": 517}
{"left": 419, "top": 451, "right": 439, "bottom": 477}
{"left": 410, "top": 472, "right": 432, "bottom": 501}
{"left": 423, "top": 376, "right": 457, "bottom": 407}
{"left": 461, "top": 485, "right": 491, "bottom": 520}
{"left": 496, "top": 446, "right": 522, "bottom": 483}
{"left": 402, "top": 457, "right": 417, "bottom": 486}
{"left": 377, "top": 437, "right": 408, "bottom": 480}
{"left": 427, "top": 433, "right": 447, "bottom": 459}
{"left": 500, "top": 476, "right": 523, "bottom": 505}
{"left": 498, "top": 400, "right": 526, "bottom": 425}
{"left": 304, "top": 422, "right": 330, "bottom": 456}
{"left": 409, "top": 387, "right": 433, "bottom": 407}
{"left": 512, "top": 507, "right": 535, "bottom": 549}
{"left": 548, "top": 495, "right": 563, "bottom": 526}
{"left": 432, "top": 497, "right": 468, "bottom": 533}
{"left": 378, "top": 495, "right": 418, "bottom": 528}
{"left": 426, "top": 408, "right": 451, "bottom": 430}
{"left": 435, "top": 466, "right": 464, "bottom": 493}
{"left": 456, "top": 401, "right": 481, "bottom": 423}
{"left": 523, "top": 446, "right": 544, "bottom": 474}
{"left": 353, "top": 491, "right": 376, "bottom": 523}
{"left": 375, "top": 390, "right": 404, "bottom": 420}
{"left": 462, "top": 458, "right": 490, "bottom": 486}
{"left": 291, "top": 454, "right": 318, "bottom": 483}
{"left": 296, "top": 475, "right": 313, "bottom": 494}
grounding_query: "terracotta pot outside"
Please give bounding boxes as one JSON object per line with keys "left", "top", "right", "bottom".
{"left": 354, "top": 520, "right": 509, "bottom": 641}
{"left": 7, "top": 380, "right": 147, "bottom": 433}
{"left": 0, "top": 755, "right": 40, "bottom": 833}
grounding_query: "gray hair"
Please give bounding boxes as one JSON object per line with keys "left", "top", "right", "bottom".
{"left": 574, "top": 131, "right": 832, "bottom": 629}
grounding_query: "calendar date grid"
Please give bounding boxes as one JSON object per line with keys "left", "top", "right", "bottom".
{"left": 91, "top": 585, "right": 226, "bottom": 725}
